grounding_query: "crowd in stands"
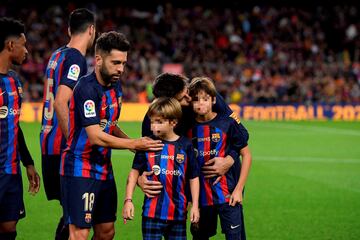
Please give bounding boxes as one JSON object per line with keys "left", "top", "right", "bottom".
{"left": 1, "top": 2, "right": 359, "bottom": 104}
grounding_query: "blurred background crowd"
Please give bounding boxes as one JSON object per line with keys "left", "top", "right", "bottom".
{"left": 1, "top": 1, "right": 359, "bottom": 104}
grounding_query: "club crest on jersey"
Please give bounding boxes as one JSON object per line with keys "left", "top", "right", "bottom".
{"left": 211, "top": 133, "right": 220, "bottom": 142}
{"left": 152, "top": 165, "right": 161, "bottom": 176}
{"left": 0, "top": 106, "right": 8, "bottom": 119}
{"left": 67, "top": 64, "right": 80, "bottom": 81}
{"left": 85, "top": 213, "right": 92, "bottom": 223}
{"left": 176, "top": 154, "right": 185, "bottom": 163}
{"left": 84, "top": 100, "right": 96, "bottom": 118}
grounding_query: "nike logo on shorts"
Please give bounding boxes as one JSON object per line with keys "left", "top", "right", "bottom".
{"left": 230, "top": 224, "right": 240, "bottom": 229}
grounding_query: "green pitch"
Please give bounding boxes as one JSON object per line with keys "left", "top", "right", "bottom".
{"left": 16, "top": 121, "right": 360, "bottom": 239}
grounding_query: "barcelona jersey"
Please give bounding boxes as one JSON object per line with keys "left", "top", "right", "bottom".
{"left": 0, "top": 71, "right": 24, "bottom": 175}
{"left": 187, "top": 114, "right": 248, "bottom": 207}
{"left": 132, "top": 136, "right": 199, "bottom": 221}
{"left": 40, "top": 46, "right": 87, "bottom": 156}
{"left": 60, "top": 72, "right": 122, "bottom": 180}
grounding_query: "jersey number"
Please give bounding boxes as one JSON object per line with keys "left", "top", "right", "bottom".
{"left": 82, "top": 192, "right": 95, "bottom": 211}
{"left": 44, "top": 78, "right": 54, "bottom": 120}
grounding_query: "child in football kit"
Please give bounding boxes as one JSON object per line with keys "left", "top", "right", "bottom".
{"left": 187, "top": 77, "right": 252, "bottom": 240}
{"left": 123, "top": 97, "right": 200, "bottom": 240}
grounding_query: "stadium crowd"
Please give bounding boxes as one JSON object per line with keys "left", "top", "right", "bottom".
{"left": 1, "top": 2, "right": 359, "bottom": 104}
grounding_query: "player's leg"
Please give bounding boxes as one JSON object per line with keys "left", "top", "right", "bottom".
{"left": 191, "top": 206, "right": 217, "bottom": 240}
{"left": 0, "top": 174, "right": 25, "bottom": 240}
{"left": 60, "top": 176, "right": 97, "bottom": 240}
{"left": 42, "top": 154, "right": 68, "bottom": 240}
{"left": 68, "top": 225, "right": 90, "bottom": 240}
{"left": 218, "top": 203, "right": 245, "bottom": 240}
{"left": 93, "top": 222, "right": 115, "bottom": 240}
{"left": 163, "top": 220, "right": 186, "bottom": 240}
{"left": 92, "top": 179, "right": 117, "bottom": 240}
{"left": 142, "top": 217, "right": 165, "bottom": 240}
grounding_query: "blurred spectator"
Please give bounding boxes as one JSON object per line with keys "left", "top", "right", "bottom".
{"left": 0, "top": 2, "right": 359, "bottom": 104}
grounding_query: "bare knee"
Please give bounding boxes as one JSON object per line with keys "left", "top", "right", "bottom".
{"left": 69, "top": 224, "right": 90, "bottom": 240}
{"left": 94, "top": 224, "right": 115, "bottom": 240}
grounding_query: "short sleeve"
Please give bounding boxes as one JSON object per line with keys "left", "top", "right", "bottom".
{"left": 60, "top": 52, "right": 87, "bottom": 89}
{"left": 186, "top": 143, "right": 200, "bottom": 179}
{"left": 228, "top": 119, "right": 249, "bottom": 151}
{"left": 73, "top": 83, "right": 100, "bottom": 127}
{"left": 132, "top": 151, "right": 147, "bottom": 174}
{"left": 213, "top": 92, "right": 233, "bottom": 117}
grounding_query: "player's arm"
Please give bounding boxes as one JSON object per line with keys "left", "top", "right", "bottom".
{"left": 18, "top": 126, "right": 40, "bottom": 195}
{"left": 188, "top": 144, "right": 200, "bottom": 223}
{"left": 85, "top": 124, "right": 163, "bottom": 151}
{"left": 54, "top": 85, "right": 73, "bottom": 139}
{"left": 122, "top": 169, "right": 139, "bottom": 221}
{"left": 229, "top": 146, "right": 252, "bottom": 206}
{"left": 189, "top": 177, "right": 200, "bottom": 223}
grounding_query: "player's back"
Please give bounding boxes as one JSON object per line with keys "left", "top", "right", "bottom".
{"left": 40, "top": 46, "right": 87, "bottom": 156}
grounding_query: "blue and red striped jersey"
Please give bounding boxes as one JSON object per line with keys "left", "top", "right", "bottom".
{"left": 40, "top": 46, "right": 87, "bottom": 156}
{"left": 60, "top": 72, "right": 122, "bottom": 180}
{"left": 132, "top": 136, "right": 199, "bottom": 221}
{"left": 187, "top": 114, "right": 249, "bottom": 207}
{"left": 0, "top": 71, "right": 23, "bottom": 175}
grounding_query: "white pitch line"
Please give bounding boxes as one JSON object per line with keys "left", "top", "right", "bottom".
{"left": 255, "top": 156, "right": 360, "bottom": 164}
{"left": 246, "top": 122, "right": 360, "bottom": 136}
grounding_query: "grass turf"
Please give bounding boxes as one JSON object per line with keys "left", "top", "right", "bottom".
{"left": 16, "top": 121, "right": 360, "bottom": 239}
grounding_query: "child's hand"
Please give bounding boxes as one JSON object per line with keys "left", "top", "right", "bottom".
{"left": 190, "top": 206, "right": 200, "bottom": 223}
{"left": 122, "top": 201, "right": 135, "bottom": 223}
{"left": 229, "top": 188, "right": 243, "bottom": 206}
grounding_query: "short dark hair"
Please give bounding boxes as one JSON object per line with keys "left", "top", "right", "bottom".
{"left": 0, "top": 17, "right": 25, "bottom": 51}
{"left": 153, "top": 73, "right": 188, "bottom": 98}
{"left": 95, "top": 31, "right": 130, "bottom": 54}
{"left": 69, "top": 8, "right": 95, "bottom": 35}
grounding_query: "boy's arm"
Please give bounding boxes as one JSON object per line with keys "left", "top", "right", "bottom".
{"left": 123, "top": 169, "right": 140, "bottom": 221}
{"left": 189, "top": 177, "right": 200, "bottom": 223}
{"left": 229, "top": 146, "right": 252, "bottom": 206}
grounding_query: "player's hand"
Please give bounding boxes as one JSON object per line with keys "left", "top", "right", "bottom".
{"left": 134, "top": 137, "right": 163, "bottom": 151}
{"left": 138, "top": 171, "right": 163, "bottom": 198}
{"left": 122, "top": 201, "right": 135, "bottom": 223}
{"left": 229, "top": 188, "right": 243, "bottom": 206}
{"left": 202, "top": 155, "right": 234, "bottom": 185}
{"left": 190, "top": 205, "right": 200, "bottom": 223}
{"left": 26, "top": 165, "right": 40, "bottom": 196}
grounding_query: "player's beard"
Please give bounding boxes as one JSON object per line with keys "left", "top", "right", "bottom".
{"left": 100, "top": 63, "right": 120, "bottom": 85}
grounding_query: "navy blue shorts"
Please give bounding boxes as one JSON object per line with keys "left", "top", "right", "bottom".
{"left": 142, "top": 217, "right": 186, "bottom": 240}
{"left": 60, "top": 176, "right": 117, "bottom": 228}
{"left": 0, "top": 173, "right": 25, "bottom": 222}
{"left": 42, "top": 154, "right": 61, "bottom": 201}
{"left": 194, "top": 203, "right": 245, "bottom": 239}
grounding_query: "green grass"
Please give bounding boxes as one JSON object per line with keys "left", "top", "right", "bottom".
{"left": 16, "top": 121, "right": 360, "bottom": 239}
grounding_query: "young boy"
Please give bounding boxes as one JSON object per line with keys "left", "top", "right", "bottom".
{"left": 123, "top": 97, "right": 200, "bottom": 240}
{"left": 187, "top": 77, "right": 252, "bottom": 240}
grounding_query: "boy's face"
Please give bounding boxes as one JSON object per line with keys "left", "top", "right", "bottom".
{"left": 150, "top": 115, "right": 177, "bottom": 138}
{"left": 192, "top": 90, "right": 216, "bottom": 116}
